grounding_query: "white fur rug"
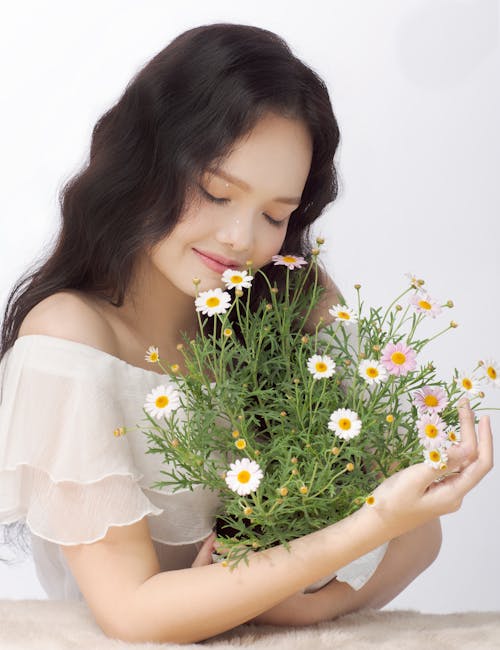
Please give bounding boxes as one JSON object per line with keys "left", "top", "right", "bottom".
{"left": 0, "top": 600, "right": 499, "bottom": 649}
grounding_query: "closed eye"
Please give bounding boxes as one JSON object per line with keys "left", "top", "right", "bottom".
{"left": 198, "top": 185, "right": 286, "bottom": 228}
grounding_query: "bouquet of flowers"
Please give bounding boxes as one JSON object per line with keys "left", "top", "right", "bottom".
{"left": 116, "top": 240, "right": 498, "bottom": 568}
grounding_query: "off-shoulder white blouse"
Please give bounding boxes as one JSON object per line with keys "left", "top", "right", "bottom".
{"left": 0, "top": 334, "right": 388, "bottom": 600}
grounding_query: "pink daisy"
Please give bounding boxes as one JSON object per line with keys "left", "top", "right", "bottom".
{"left": 271, "top": 254, "right": 308, "bottom": 270}
{"left": 408, "top": 291, "right": 442, "bottom": 318}
{"left": 412, "top": 385, "right": 449, "bottom": 415}
{"left": 380, "top": 341, "right": 417, "bottom": 376}
{"left": 416, "top": 412, "right": 447, "bottom": 450}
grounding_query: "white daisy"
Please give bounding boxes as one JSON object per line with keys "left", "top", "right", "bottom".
{"left": 404, "top": 271, "right": 424, "bottom": 288}
{"left": 195, "top": 288, "right": 231, "bottom": 316}
{"left": 307, "top": 354, "right": 336, "bottom": 379}
{"left": 358, "top": 359, "right": 388, "bottom": 385}
{"left": 423, "top": 446, "right": 448, "bottom": 469}
{"left": 328, "top": 304, "right": 358, "bottom": 324}
{"left": 444, "top": 427, "right": 462, "bottom": 448}
{"left": 225, "top": 458, "right": 263, "bottom": 496}
{"left": 144, "top": 345, "right": 159, "bottom": 363}
{"left": 481, "top": 358, "right": 500, "bottom": 388}
{"left": 328, "top": 408, "right": 362, "bottom": 440}
{"left": 408, "top": 291, "right": 442, "bottom": 319}
{"left": 221, "top": 269, "right": 254, "bottom": 290}
{"left": 144, "top": 384, "right": 180, "bottom": 420}
{"left": 456, "top": 370, "right": 482, "bottom": 396}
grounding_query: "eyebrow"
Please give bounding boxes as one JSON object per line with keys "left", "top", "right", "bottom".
{"left": 207, "top": 168, "right": 302, "bottom": 206}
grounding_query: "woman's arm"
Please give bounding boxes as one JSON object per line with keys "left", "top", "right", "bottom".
{"left": 64, "top": 394, "right": 489, "bottom": 645}
{"left": 249, "top": 517, "right": 442, "bottom": 626}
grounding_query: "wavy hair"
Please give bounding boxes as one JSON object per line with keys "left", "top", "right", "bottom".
{"left": 0, "top": 22, "right": 341, "bottom": 562}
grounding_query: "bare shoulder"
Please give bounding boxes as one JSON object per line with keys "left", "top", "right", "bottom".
{"left": 303, "top": 266, "right": 344, "bottom": 332}
{"left": 18, "top": 290, "right": 118, "bottom": 355}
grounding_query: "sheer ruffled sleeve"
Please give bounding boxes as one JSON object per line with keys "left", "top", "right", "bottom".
{"left": 0, "top": 336, "right": 164, "bottom": 545}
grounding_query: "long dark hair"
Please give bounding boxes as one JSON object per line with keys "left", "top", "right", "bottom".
{"left": 0, "top": 23, "right": 341, "bottom": 561}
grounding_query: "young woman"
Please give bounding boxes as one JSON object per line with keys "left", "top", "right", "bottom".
{"left": 0, "top": 23, "right": 493, "bottom": 644}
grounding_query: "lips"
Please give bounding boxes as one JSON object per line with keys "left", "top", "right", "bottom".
{"left": 193, "top": 248, "right": 244, "bottom": 269}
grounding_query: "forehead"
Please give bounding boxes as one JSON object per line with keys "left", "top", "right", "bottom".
{"left": 210, "top": 114, "right": 313, "bottom": 197}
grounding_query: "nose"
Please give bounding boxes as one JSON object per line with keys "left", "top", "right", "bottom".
{"left": 215, "top": 212, "right": 254, "bottom": 252}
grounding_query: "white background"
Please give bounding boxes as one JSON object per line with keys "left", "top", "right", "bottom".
{"left": 0, "top": 1, "right": 498, "bottom": 613}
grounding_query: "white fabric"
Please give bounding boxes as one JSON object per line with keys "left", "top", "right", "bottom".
{"left": 0, "top": 334, "right": 387, "bottom": 600}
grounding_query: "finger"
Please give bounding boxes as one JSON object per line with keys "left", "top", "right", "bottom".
{"left": 426, "top": 414, "right": 493, "bottom": 501}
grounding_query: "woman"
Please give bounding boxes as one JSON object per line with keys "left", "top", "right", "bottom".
{"left": 0, "top": 23, "right": 493, "bottom": 643}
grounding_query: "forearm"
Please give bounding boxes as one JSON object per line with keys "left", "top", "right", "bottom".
{"left": 120, "top": 505, "right": 390, "bottom": 644}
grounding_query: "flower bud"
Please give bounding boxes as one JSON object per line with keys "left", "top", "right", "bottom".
{"left": 170, "top": 364, "right": 180, "bottom": 373}
{"left": 354, "top": 283, "right": 361, "bottom": 290}
{"left": 478, "top": 391, "right": 485, "bottom": 399}
{"left": 292, "top": 468, "right": 299, "bottom": 475}
{"left": 316, "top": 236, "right": 325, "bottom": 245}
{"left": 372, "top": 344, "right": 380, "bottom": 352}
{"left": 386, "top": 414, "right": 394, "bottom": 423}
{"left": 243, "top": 506, "right": 253, "bottom": 516}
{"left": 245, "top": 259, "right": 253, "bottom": 267}
{"left": 232, "top": 430, "right": 240, "bottom": 438}
{"left": 301, "top": 335, "right": 309, "bottom": 344}
{"left": 346, "top": 462, "right": 355, "bottom": 472}
{"left": 192, "top": 277, "right": 201, "bottom": 286}
{"left": 279, "top": 487, "right": 289, "bottom": 496}
{"left": 395, "top": 304, "right": 402, "bottom": 311}
{"left": 113, "top": 426, "right": 126, "bottom": 437}
{"left": 291, "top": 457, "right": 298, "bottom": 464}
{"left": 331, "top": 447, "right": 340, "bottom": 455}
{"left": 365, "top": 495, "right": 375, "bottom": 506}
{"left": 235, "top": 289, "right": 244, "bottom": 297}
{"left": 271, "top": 286, "right": 279, "bottom": 294}
{"left": 450, "top": 321, "right": 458, "bottom": 328}
{"left": 311, "top": 248, "right": 320, "bottom": 256}
{"left": 446, "top": 300, "right": 454, "bottom": 308}
{"left": 299, "top": 485, "right": 308, "bottom": 495}
{"left": 280, "top": 411, "right": 287, "bottom": 417}
{"left": 176, "top": 343, "right": 184, "bottom": 351}
{"left": 223, "top": 328, "right": 233, "bottom": 337}
{"left": 266, "top": 303, "right": 272, "bottom": 310}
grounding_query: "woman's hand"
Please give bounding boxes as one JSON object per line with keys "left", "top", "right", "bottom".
{"left": 367, "top": 398, "right": 493, "bottom": 539}
{"left": 191, "top": 531, "right": 216, "bottom": 568}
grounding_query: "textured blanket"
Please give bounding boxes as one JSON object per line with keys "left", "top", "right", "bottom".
{"left": 0, "top": 600, "right": 499, "bottom": 649}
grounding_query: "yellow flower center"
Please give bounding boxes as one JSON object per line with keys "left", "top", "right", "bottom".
{"left": 448, "top": 431, "right": 457, "bottom": 441}
{"left": 366, "top": 495, "right": 375, "bottom": 506}
{"left": 235, "top": 439, "right": 246, "bottom": 450}
{"left": 237, "top": 470, "right": 251, "bottom": 484}
{"left": 366, "top": 367, "right": 379, "bottom": 378}
{"left": 224, "top": 328, "right": 232, "bottom": 337}
{"left": 149, "top": 352, "right": 159, "bottom": 361}
{"left": 206, "top": 296, "right": 220, "bottom": 308}
{"left": 462, "top": 378, "right": 473, "bottom": 390}
{"left": 339, "top": 418, "right": 351, "bottom": 430}
{"left": 155, "top": 395, "right": 169, "bottom": 408}
{"left": 418, "top": 300, "right": 432, "bottom": 310}
{"left": 425, "top": 424, "right": 438, "bottom": 438}
{"left": 429, "top": 450, "right": 440, "bottom": 461}
{"left": 424, "top": 395, "right": 439, "bottom": 407}
{"left": 282, "top": 256, "right": 297, "bottom": 263}
{"left": 337, "top": 311, "right": 351, "bottom": 320}
{"left": 487, "top": 366, "right": 497, "bottom": 380}
{"left": 391, "top": 352, "right": 406, "bottom": 365}
{"left": 315, "top": 361, "right": 328, "bottom": 373}
{"left": 230, "top": 275, "right": 243, "bottom": 284}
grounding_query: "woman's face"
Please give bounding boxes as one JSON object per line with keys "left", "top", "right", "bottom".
{"left": 150, "top": 112, "right": 313, "bottom": 296}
